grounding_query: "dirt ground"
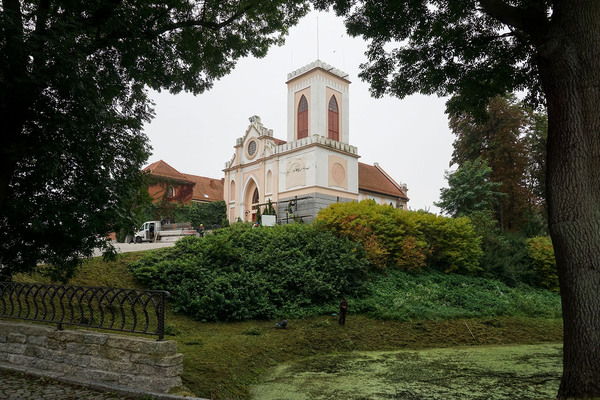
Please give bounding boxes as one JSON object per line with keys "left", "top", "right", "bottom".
{"left": 250, "top": 343, "right": 562, "bottom": 400}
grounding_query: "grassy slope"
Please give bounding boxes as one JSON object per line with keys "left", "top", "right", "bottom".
{"left": 13, "top": 251, "right": 563, "bottom": 399}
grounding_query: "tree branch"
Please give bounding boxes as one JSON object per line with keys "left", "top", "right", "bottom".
{"left": 35, "top": 0, "right": 51, "bottom": 34}
{"left": 88, "top": 0, "right": 261, "bottom": 50}
{"left": 478, "top": 0, "right": 550, "bottom": 45}
{"left": 91, "top": 0, "right": 124, "bottom": 27}
{"left": 150, "top": 0, "right": 259, "bottom": 36}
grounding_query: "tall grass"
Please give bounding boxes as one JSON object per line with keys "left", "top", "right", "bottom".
{"left": 353, "top": 269, "right": 562, "bottom": 321}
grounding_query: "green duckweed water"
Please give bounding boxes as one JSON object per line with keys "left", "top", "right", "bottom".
{"left": 250, "top": 343, "right": 562, "bottom": 400}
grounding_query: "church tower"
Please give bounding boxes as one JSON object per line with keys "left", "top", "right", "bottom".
{"left": 286, "top": 61, "right": 350, "bottom": 144}
{"left": 224, "top": 60, "right": 363, "bottom": 223}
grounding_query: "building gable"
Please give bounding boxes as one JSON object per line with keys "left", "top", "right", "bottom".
{"left": 144, "top": 160, "right": 222, "bottom": 205}
{"left": 226, "top": 116, "right": 284, "bottom": 170}
{"left": 358, "top": 162, "right": 409, "bottom": 200}
{"left": 144, "top": 160, "right": 192, "bottom": 184}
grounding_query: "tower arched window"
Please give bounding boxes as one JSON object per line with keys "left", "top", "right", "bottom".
{"left": 297, "top": 95, "right": 308, "bottom": 139}
{"left": 328, "top": 95, "right": 339, "bottom": 141}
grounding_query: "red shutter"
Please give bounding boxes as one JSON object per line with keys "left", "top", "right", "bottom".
{"left": 328, "top": 96, "right": 339, "bottom": 141}
{"left": 298, "top": 95, "right": 308, "bottom": 139}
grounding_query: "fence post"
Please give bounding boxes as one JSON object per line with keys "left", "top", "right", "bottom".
{"left": 157, "top": 291, "right": 169, "bottom": 341}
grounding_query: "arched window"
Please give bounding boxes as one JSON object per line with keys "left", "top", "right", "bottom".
{"left": 252, "top": 188, "right": 259, "bottom": 206}
{"left": 229, "top": 180, "right": 235, "bottom": 201}
{"left": 297, "top": 95, "right": 308, "bottom": 139}
{"left": 168, "top": 186, "right": 175, "bottom": 197}
{"left": 266, "top": 170, "right": 273, "bottom": 193}
{"left": 328, "top": 95, "right": 339, "bottom": 141}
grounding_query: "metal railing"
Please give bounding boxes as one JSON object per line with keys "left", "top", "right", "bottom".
{"left": 0, "top": 282, "right": 170, "bottom": 340}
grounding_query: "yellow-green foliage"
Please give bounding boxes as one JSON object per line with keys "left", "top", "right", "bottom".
{"left": 526, "top": 236, "right": 558, "bottom": 292}
{"left": 315, "top": 200, "right": 483, "bottom": 274}
{"left": 414, "top": 212, "right": 484, "bottom": 273}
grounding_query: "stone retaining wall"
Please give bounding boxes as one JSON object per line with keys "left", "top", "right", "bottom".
{"left": 0, "top": 320, "right": 183, "bottom": 394}
{"left": 278, "top": 193, "right": 354, "bottom": 224}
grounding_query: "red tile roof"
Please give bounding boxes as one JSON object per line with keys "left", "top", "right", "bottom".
{"left": 273, "top": 138, "right": 287, "bottom": 146}
{"left": 358, "top": 162, "right": 409, "bottom": 200}
{"left": 143, "top": 160, "right": 192, "bottom": 183}
{"left": 145, "top": 159, "right": 406, "bottom": 204}
{"left": 182, "top": 173, "right": 224, "bottom": 202}
{"left": 144, "top": 160, "right": 224, "bottom": 202}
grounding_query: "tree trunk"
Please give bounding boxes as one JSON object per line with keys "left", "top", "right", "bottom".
{"left": 0, "top": 0, "right": 28, "bottom": 214}
{"left": 536, "top": 2, "right": 600, "bottom": 398}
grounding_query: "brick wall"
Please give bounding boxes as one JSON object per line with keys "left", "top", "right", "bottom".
{"left": 0, "top": 321, "right": 183, "bottom": 394}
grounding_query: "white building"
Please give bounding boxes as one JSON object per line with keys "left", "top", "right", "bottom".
{"left": 224, "top": 60, "right": 409, "bottom": 223}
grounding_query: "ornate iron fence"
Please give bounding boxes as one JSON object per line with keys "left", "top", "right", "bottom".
{"left": 0, "top": 282, "right": 170, "bottom": 340}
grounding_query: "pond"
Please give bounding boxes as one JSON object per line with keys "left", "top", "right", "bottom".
{"left": 250, "top": 343, "right": 562, "bottom": 400}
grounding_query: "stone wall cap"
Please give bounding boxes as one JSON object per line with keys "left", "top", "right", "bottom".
{"left": 287, "top": 60, "right": 350, "bottom": 83}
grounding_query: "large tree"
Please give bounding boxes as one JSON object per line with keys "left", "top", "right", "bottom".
{"left": 316, "top": 0, "right": 600, "bottom": 397}
{"left": 450, "top": 95, "right": 536, "bottom": 231}
{"left": 523, "top": 107, "right": 548, "bottom": 214}
{"left": 435, "top": 157, "right": 504, "bottom": 218}
{"left": 0, "top": 1, "right": 309, "bottom": 281}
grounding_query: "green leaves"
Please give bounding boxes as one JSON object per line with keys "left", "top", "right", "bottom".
{"left": 447, "top": 95, "right": 546, "bottom": 232}
{"left": 130, "top": 224, "right": 369, "bottom": 321}
{"left": 436, "top": 158, "right": 505, "bottom": 218}
{"left": 525, "top": 236, "right": 558, "bottom": 292}
{"left": 0, "top": 0, "right": 310, "bottom": 279}
{"left": 317, "top": 0, "right": 546, "bottom": 116}
{"left": 353, "top": 269, "right": 561, "bottom": 321}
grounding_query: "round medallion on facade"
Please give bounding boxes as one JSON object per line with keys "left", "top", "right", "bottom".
{"left": 332, "top": 163, "right": 346, "bottom": 185}
{"left": 247, "top": 140, "right": 257, "bottom": 158}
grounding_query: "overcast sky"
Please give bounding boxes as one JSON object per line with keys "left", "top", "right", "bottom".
{"left": 143, "top": 9, "right": 455, "bottom": 213}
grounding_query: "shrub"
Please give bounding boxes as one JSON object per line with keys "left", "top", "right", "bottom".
{"left": 315, "top": 200, "right": 482, "bottom": 274}
{"left": 526, "top": 236, "right": 559, "bottom": 291}
{"left": 412, "top": 211, "right": 483, "bottom": 274}
{"left": 130, "top": 224, "right": 370, "bottom": 321}
{"left": 461, "top": 211, "right": 533, "bottom": 286}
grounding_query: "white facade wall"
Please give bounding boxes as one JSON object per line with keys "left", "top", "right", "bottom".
{"left": 314, "top": 146, "right": 358, "bottom": 192}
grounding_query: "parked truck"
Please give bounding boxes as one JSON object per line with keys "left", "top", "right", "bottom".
{"left": 132, "top": 221, "right": 199, "bottom": 243}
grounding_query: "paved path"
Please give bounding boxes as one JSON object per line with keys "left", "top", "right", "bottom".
{"left": 0, "top": 369, "right": 206, "bottom": 400}
{"left": 93, "top": 242, "right": 175, "bottom": 257}
{"left": 0, "top": 370, "right": 130, "bottom": 400}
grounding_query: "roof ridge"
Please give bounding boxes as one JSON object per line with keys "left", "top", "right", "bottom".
{"left": 358, "top": 162, "right": 409, "bottom": 200}
{"left": 374, "top": 163, "right": 406, "bottom": 193}
{"left": 182, "top": 172, "right": 220, "bottom": 181}
{"left": 144, "top": 160, "right": 191, "bottom": 182}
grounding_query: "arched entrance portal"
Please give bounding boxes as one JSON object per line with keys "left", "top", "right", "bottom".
{"left": 244, "top": 179, "right": 260, "bottom": 222}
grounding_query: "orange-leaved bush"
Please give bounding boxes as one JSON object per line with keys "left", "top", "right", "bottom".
{"left": 315, "top": 200, "right": 482, "bottom": 274}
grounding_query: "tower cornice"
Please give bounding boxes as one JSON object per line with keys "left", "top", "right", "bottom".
{"left": 286, "top": 60, "right": 350, "bottom": 84}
